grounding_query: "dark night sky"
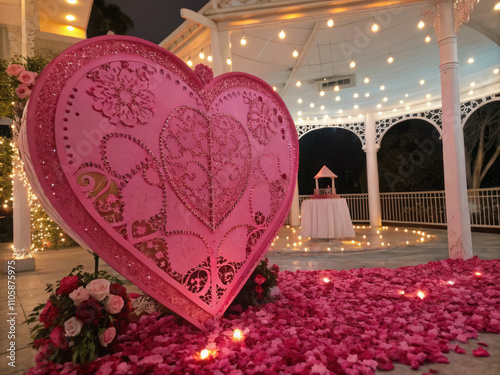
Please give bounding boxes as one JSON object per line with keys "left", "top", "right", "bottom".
{"left": 108, "top": 0, "right": 208, "bottom": 44}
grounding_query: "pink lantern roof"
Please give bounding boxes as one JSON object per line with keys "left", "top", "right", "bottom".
{"left": 314, "top": 165, "right": 337, "bottom": 180}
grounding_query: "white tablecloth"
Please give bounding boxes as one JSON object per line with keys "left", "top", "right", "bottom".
{"left": 301, "top": 198, "right": 355, "bottom": 239}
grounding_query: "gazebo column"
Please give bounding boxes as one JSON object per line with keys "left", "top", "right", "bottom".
{"left": 436, "top": 1, "right": 473, "bottom": 259}
{"left": 289, "top": 177, "right": 300, "bottom": 227}
{"left": 364, "top": 112, "right": 382, "bottom": 228}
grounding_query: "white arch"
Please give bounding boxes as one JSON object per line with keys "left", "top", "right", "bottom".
{"left": 377, "top": 117, "right": 442, "bottom": 146}
{"left": 297, "top": 123, "right": 365, "bottom": 147}
{"left": 461, "top": 97, "right": 500, "bottom": 128}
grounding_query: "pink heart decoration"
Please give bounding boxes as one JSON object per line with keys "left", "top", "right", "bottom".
{"left": 21, "top": 36, "right": 298, "bottom": 330}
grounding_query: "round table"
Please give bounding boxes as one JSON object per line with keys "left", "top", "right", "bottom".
{"left": 301, "top": 198, "right": 355, "bottom": 239}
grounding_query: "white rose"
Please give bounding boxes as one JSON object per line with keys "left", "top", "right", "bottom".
{"left": 86, "top": 279, "right": 110, "bottom": 301}
{"left": 64, "top": 317, "right": 84, "bottom": 337}
{"left": 104, "top": 294, "right": 124, "bottom": 314}
{"left": 69, "top": 286, "right": 90, "bottom": 306}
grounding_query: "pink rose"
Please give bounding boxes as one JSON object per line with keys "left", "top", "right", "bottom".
{"left": 99, "top": 327, "right": 116, "bottom": 347}
{"left": 15, "top": 84, "right": 31, "bottom": 99}
{"left": 86, "top": 279, "right": 110, "bottom": 301}
{"left": 17, "top": 70, "right": 37, "bottom": 85}
{"left": 57, "top": 275, "right": 80, "bottom": 295}
{"left": 63, "top": 317, "right": 83, "bottom": 337}
{"left": 6, "top": 64, "right": 25, "bottom": 76}
{"left": 104, "top": 294, "right": 124, "bottom": 314}
{"left": 69, "top": 286, "right": 90, "bottom": 306}
{"left": 49, "top": 325, "right": 68, "bottom": 349}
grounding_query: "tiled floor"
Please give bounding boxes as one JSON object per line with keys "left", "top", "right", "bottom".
{"left": 1, "top": 226, "right": 499, "bottom": 374}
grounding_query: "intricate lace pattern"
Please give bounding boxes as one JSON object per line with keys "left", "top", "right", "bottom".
{"left": 86, "top": 62, "right": 156, "bottom": 127}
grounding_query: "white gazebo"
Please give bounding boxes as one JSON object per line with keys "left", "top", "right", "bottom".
{"left": 161, "top": 0, "right": 500, "bottom": 260}
{"left": 314, "top": 165, "right": 338, "bottom": 195}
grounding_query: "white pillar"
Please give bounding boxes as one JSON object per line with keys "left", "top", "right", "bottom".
{"left": 437, "top": 1, "right": 473, "bottom": 259}
{"left": 218, "top": 30, "right": 232, "bottom": 74}
{"left": 289, "top": 177, "right": 300, "bottom": 226}
{"left": 364, "top": 112, "right": 382, "bottom": 228}
{"left": 13, "top": 170, "right": 31, "bottom": 256}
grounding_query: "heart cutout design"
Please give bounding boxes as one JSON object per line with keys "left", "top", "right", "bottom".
{"left": 21, "top": 36, "right": 298, "bottom": 330}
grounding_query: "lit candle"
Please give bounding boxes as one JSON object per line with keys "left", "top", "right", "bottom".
{"left": 232, "top": 329, "right": 244, "bottom": 342}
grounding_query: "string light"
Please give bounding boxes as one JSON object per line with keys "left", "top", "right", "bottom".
{"left": 226, "top": 57, "right": 232, "bottom": 65}
{"left": 425, "top": 34, "right": 431, "bottom": 43}
{"left": 419, "top": 79, "right": 425, "bottom": 85}
{"left": 199, "top": 50, "right": 205, "bottom": 59}
{"left": 327, "top": 18, "right": 334, "bottom": 27}
{"left": 371, "top": 22, "right": 379, "bottom": 32}
{"left": 279, "top": 28, "right": 286, "bottom": 39}
{"left": 364, "top": 76, "right": 370, "bottom": 83}
{"left": 296, "top": 79, "right": 301, "bottom": 87}
{"left": 380, "top": 84, "right": 385, "bottom": 90}
{"left": 187, "top": 57, "right": 193, "bottom": 67}
{"left": 292, "top": 48, "right": 299, "bottom": 58}
{"left": 298, "top": 97, "right": 303, "bottom": 103}
{"left": 418, "top": 19, "right": 425, "bottom": 29}
{"left": 240, "top": 36, "right": 246, "bottom": 45}
{"left": 387, "top": 54, "right": 394, "bottom": 63}
{"left": 334, "top": 85, "right": 340, "bottom": 91}
{"left": 207, "top": 55, "right": 213, "bottom": 62}
{"left": 66, "top": 15, "right": 75, "bottom": 21}
{"left": 66, "top": 26, "right": 75, "bottom": 31}
{"left": 349, "top": 60, "right": 356, "bottom": 68}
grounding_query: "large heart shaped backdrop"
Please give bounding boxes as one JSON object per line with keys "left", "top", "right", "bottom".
{"left": 20, "top": 36, "right": 298, "bottom": 330}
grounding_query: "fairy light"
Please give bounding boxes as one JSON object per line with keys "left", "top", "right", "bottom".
{"left": 232, "top": 329, "right": 244, "bottom": 342}
{"left": 199, "top": 50, "right": 205, "bottom": 59}
{"left": 226, "top": 57, "right": 232, "bottom": 65}
{"left": 199, "top": 349, "right": 210, "bottom": 359}
{"left": 417, "top": 291, "right": 425, "bottom": 299}
{"left": 240, "top": 36, "right": 246, "bottom": 45}
{"left": 447, "top": 281, "right": 455, "bottom": 285}
{"left": 296, "top": 79, "right": 301, "bottom": 87}
{"left": 474, "top": 271, "right": 482, "bottom": 276}
{"left": 187, "top": 58, "right": 193, "bottom": 67}
{"left": 425, "top": 34, "right": 431, "bottom": 43}
{"left": 279, "top": 29, "right": 286, "bottom": 39}
{"left": 207, "top": 55, "right": 213, "bottom": 62}
{"left": 323, "top": 277, "right": 331, "bottom": 283}
{"left": 292, "top": 48, "right": 299, "bottom": 58}
{"left": 371, "top": 22, "right": 379, "bottom": 32}
{"left": 327, "top": 18, "right": 334, "bottom": 27}
{"left": 418, "top": 19, "right": 425, "bottom": 29}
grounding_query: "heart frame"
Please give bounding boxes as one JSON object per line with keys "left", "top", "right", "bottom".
{"left": 21, "top": 36, "right": 298, "bottom": 330}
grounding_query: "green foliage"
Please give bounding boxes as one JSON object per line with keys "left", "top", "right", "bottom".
{"left": 0, "top": 138, "right": 13, "bottom": 211}
{"left": 229, "top": 257, "right": 279, "bottom": 310}
{"left": 87, "top": 0, "right": 134, "bottom": 38}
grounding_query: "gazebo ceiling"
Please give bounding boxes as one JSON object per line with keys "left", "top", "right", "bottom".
{"left": 161, "top": 0, "right": 499, "bottom": 124}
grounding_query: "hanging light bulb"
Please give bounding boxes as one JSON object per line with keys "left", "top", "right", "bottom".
{"left": 418, "top": 19, "right": 425, "bottom": 29}
{"left": 327, "top": 18, "right": 334, "bottom": 27}
{"left": 279, "top": 28, "right": 286, "bottom": 39}
{"left": 364, "top": 76, "right": 370, "bottom": 83}
{"left": 199, "top": 50, "right": 205, "bottom": 59}
{"left": 207, "top": 55, "right": 213, "bottom": 62}
{"left": 240, "top": 35, "right": 247, "bottom": 45}
{"left": 419, "top": 79, "right": 425, "bottom": 85}
{"left": 380, "top": 84, "right": 385, "bottom": 90}
{"left": 353, "top": 92, "right": 359, "bottom": 98}
{"left": 387, "top": 54, "right": 394, "bottom": 63}
{"left": 296, "top": 79, "right": 301, "bottom": 87}
{"left": 319, "top": 90, "right": 325, "bottom": 96}
{"left": 187, "top": 57, "right": 193, "bottom": 67}
{"left": 226, "top": 57, "right": 232, "bottom": 65}
{"left": 292, "top": 48, "right": 299, "bottom": 58}
{"left": 334, "top": 85, "right": 340, "bottom": 91}
{"left": 349, "top": 60, "right": 356, "bottom": 68}
{"left": 371, "top": 22, "right": 379, "bottom": 32}
{"left": 425, "top": 34, "right": 431, "bottom": 43}
{"left": 298, "top": 97, "right": 303, "bottom": 103}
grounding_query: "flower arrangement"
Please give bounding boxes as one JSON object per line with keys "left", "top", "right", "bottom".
{"left": 25, "top": 265, "right": 139, "bottom": 365}
{"left": 229, "top": 257, "right": 280, "bottom": 310}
